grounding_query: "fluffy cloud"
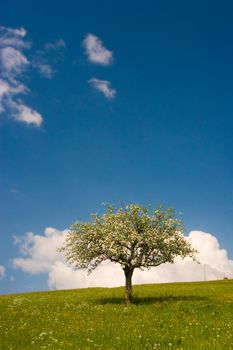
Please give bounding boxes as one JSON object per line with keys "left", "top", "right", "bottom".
{"left": 12, "top": 228, "right": 233, "bottom": 290}
{"left": 0, "top": 47, "right": 29, "bottom": 76}
{"left": 0, "top": 78, "right": 27, "bottom": 114}
{"left": 0, "top": 79, "right": 26, "bottom": 97}
{"left": 0, "top": 26, "right": 65, "bottom": 126}
{"left": 89, "top": 78, "right": 116, "bottom": 99}
{"left": 12, "top": 103, "right": 43, "bottom": 126}
{"left": 83, "top": 34, "right": 113, "bottom": 65}
{"left": 0, "top": 26, "right": 30, "bottom": 49}
{"left": 13, "top": 227, "right": 68, "bottom": 274}
{"left": 0, "top": 25, "right": 42, "bottom": 126}
{"left": 48, "top": 261, "right": 124, "bottom": 290}
{"left": 0, "top": 265, "right": 5, "bottom": 279}
{"left": 0, "top": 79, "right": 11, "bottom": 112}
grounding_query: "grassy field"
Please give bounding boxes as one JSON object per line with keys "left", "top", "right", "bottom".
{"left": 0, "top": 280, "right": 233, "bottom": 349}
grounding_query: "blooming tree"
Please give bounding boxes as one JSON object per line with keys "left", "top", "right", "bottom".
{"left": 60, "top": 204, "right": 197, "bottom": 303}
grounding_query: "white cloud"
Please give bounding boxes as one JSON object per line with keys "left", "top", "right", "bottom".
{"left": 0, "top": 27, "right": 65, "bottom": 127}
{"left": 0, "top": 79, "right": 27, "bottom": 97}
{"left": 7, "top": 27, "right": 27, "bottom": 38}
{"left": 0, "top": 79, "right": 12, "bottom": 112}
{"left": 13, "top": 228, "right": 68, "bottom": 274}
{"left": 83, "top": 34, "right": 113, "bottom": 65}
{"left": 0, "top": 26, "right": 30, "bottom": 49}
{"left": 0, "top": 47, "right": 29, "bottom": 77}
{"left": 0, "top": 79, "right": 27, "bottom": 113}
{"left": 0, "top": 25, "right": 43, "bottom": 126}
{"left": 44, "top": 39, "right": 66, "bottom": 51}
{"left": 13, "top": 103, "right": 43, "bottom": 127}
{"left": 34, "top": 62, "right": 53, "bottom": 79}
{"left": 12, "top": 229, "right": 233, "bottom": 291}
{"left": 48, "top": 260, "right": 124, "bottom": 290}
{"left": 89, "top": 78, "right": 116, "bottom": 99}
{"left": 33, "top": 39, "right": 66, "bottom": 79}
{"left": 0, "top": 265, "right": 5, "bottom": 279}
{"left": 0, "top": 79, "right": 11, "bottom": 97}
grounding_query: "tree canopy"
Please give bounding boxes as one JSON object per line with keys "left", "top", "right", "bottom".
{"left": 60, "top": 203, "right": 197, "bottom": 303}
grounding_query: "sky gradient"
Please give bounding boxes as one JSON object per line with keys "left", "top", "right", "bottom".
{"left": 1, "top": 0, "right": 233, "bottom": 294}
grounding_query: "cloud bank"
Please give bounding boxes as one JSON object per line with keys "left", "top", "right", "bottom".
{"left": 89, "top": 78, "right": 116, "bottom": 99}
{"left": 12, "top": 228, "right": 233, "bottom": 290}
{"left": 83, "top": 34, "right": 113, "bottom": 65}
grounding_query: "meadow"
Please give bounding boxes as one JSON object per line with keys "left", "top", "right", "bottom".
{"left": 0, "top": 280, "right": 233, "bottom": 349}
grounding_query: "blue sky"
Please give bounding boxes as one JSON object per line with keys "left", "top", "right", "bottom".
{"left": 1, "top": 0, "right": 233, "bottom": 294}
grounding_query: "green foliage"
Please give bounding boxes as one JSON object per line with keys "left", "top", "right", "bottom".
{"left": 1, "top": 280, "right": 233, "bottom": 349}
{"left": 60, "top": 203, "right": 197, "bottom": 273}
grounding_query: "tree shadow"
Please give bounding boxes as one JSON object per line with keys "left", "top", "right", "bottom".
{"left": 95, "top": 295, "right": 207, "bottom": 305}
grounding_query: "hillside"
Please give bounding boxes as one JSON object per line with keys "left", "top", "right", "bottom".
{"left": 0, "top": 280, "right": 233, "bottom": 349}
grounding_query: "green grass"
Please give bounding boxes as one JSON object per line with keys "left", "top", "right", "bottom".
{"left": 1, "top": 280, "right": 233, "bottom": 349}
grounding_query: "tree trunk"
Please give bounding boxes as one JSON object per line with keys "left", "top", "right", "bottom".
{"left": 124, "top": 267, "right": 134, "bottom": 304}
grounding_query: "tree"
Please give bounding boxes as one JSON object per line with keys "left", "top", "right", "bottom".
{"left": 60, "top": 204, "right": 197, "bottom": 303}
